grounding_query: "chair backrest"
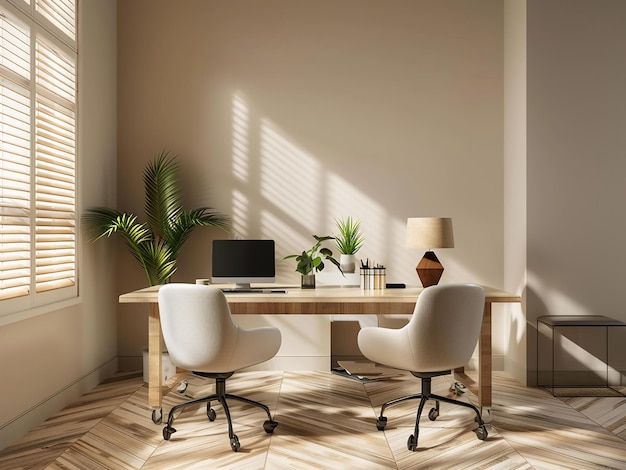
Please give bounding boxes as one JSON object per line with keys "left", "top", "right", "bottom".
{"left": 406, "top": 283, "right": 485, "bottom": 372}
{"left": 158, "top": 283, "right": 238, "bottom": 371}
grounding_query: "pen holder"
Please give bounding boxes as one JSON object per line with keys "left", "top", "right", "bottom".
{"left": 360, "top": 267, "right": 386, "bottom": 290}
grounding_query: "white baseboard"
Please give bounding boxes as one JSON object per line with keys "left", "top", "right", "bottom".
{"left": 0, "top": 357, "right": 118, "bottom": 451}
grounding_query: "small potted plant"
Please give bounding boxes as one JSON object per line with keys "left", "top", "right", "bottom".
{"left": 334, "top": 217, "right": 365, "bottom": 273}
{"left": 284, "top": 235, "right": 342, "bottom": 288}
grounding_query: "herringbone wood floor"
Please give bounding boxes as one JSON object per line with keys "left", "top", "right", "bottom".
{"left": 1, "top": 370, "right": 625, "bottom": 469}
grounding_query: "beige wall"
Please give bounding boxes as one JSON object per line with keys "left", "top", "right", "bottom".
{"left": 515, "top": 0, "right": 626, "bottom": 385}
{"left": 526, "top": 0, "right": 626, "bottom": 383}
{"left": 0, "top": 0, "right": 119, "bottom": 449}
{"left": 116, "top": 0, "right": 506, "bottom": 369}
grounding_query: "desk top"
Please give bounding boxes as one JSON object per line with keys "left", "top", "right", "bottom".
{"left": 119, "top": 284, "right": 520, "bottom": 315}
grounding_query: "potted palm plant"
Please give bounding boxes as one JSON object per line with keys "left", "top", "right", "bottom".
{"left": 83, "top": 150, "right": 229, "bottom": 285}
{"left": 84, "top": 151, "right": 229, "bottom": 385}
{"left": 283, "top": 235, "right": 342, "bottom": 288}
{"left": 334, "top": 216, "right": 365, "bottom": 273}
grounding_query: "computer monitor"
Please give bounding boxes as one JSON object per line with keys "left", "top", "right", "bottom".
{"left": 211, "top": 239, "right": 276, "bottom": 290}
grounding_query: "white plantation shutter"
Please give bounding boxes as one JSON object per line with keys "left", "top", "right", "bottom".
{"left": 0, "top": 0, "right": 76, "bottom": 308}
{"left": 0, "top": 82, "right": 31, "bottom": 300}
{"left": 0, "top": 86, "right": 31, "bottom": 300}
{"left": 35, "top": 36, "right": 75, "bottom": 294}
{"left": 36, "top": 0, "right": 75, "bottom": 41}
{"left": 0, "top": 7, "right": 31, "bottom": 301}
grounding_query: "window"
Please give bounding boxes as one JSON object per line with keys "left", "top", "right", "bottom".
{"left": 0, "top": 0, "right": 77, "bottom": 313}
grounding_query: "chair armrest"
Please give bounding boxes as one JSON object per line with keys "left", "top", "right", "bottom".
{"left": 357, "top": 326, "right": 414, "bottom": 371}
{"left": 230, "top": 326, "right": 282, "bottom": 371}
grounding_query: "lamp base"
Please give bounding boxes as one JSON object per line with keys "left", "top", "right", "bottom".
{"left": 416, "top": 251, "right": 444, "bottom": 287}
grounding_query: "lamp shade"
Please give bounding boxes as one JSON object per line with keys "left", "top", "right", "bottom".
{"left": 406, "top": 217, "right": 454, "bottom": 249}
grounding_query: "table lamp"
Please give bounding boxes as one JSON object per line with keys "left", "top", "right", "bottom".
{"left": 406, "top": 217, "right": 454, "bottom": 287}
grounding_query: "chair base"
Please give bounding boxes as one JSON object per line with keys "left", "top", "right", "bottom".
{"left": 162, "top": 372, "right": 278, "bottom": 452}
{"left": 376, "top": 372, "right": 488, "bottom": 451}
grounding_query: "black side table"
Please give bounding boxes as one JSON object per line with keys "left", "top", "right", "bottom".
{"left": 537, "top": 315, "right": 626, "bottom": 397}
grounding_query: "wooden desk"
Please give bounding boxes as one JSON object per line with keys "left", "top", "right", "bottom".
{"left": 120, "top": 285, "right": 520, "bottom": 420}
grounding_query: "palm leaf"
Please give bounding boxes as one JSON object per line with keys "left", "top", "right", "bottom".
{"left": 136, "top": 239, "right": 177, "bottom": 285}
{"left": 83, "top": 208, "right": 151, "bottom": 246}
{"left": 144, "top": 151, "right": 182, "bottom": 240}
{"left": 111, "top": 215, "right": 153, "bottom": 258}
{"left": 83, "top": 151, "right": 229, "bottom": 286}
{"left": 82, "top": 207, "right": 125, "bottom": 241}
{"left": 167, "top": 208, "right": 230, "bottom": 257}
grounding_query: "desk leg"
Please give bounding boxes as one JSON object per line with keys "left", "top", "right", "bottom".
{"left": 148, "top": 303, "right": 163, "bottom": 423}
{"left": 478, "top": 302, "right": 492, "bottom": 410}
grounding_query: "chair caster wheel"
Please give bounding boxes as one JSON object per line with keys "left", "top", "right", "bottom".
{"left": 376, "top": 416, "right": 387, "bottom": 431}
{"left": 407, "top": 434, "right": 418, "bottom": 451}
{"left": 163, "top": 426, "right": 176, "bottom": 440}
{"left": 151, "top": 408, "right": 162, "bottom": 424}
{"left": 263, "top": 420, "right": 278, "bottom": 434}
{"left": 474, "top": 425, "right": 488, "bottom": 441}
{"left": 207, "top": 407, "right": 216, "bottom": 421}
{"left": 230, "top": 435, "right": 240, "bottom": 452}
{"left": 428, "top": 408, "right": 439, "bottom": 421}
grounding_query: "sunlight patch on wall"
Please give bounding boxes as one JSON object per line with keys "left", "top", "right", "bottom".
{"left": 324, "top": 173, "right": 416, "bottom": 282}
{"left": 336, "top": 209, "right": 455, "bottom": 285}
{"left": 325, "top": 172, "right": 384, "bottom": 253}
{"left": 325, "top": 173, "right": 379, "bottom": 221}
{"left": 259, "top": 210, "right": 304, "bottom": 279}
{"left": 231, "top": 189, "right": 249, "bottom": 237}
{"left": 444, "top": 257, "right": 483, "bottom": 285}
{"left": 527, "top": 271, "right": 593, "bottom": 318}
{"left": 228, "top": 93, "right": 450, "bottom": 285}
{"left": 259, "top": 119, "right": 320, "bottom": 228}
{"left": 259, "top": 210, "right": 294, "bottom": 255}
{"left": 232, "top": 94, "right": 249, "bottom": 182}
{"left": 510, "top": 306, "right": 526, "bottom": 344}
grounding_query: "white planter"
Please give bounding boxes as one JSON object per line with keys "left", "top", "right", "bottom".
{"left": 340, "top": 254, "right": 357, "bottom": 273}
{"left": 142, "top": 348, "right": 176, "bottom": 384}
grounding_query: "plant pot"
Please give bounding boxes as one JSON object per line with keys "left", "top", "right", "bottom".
{"left": 301, "top": 274, "right": 316, "bottom": 289}
{"left": 340, "top": 254, "right": 357, "bottom": 273}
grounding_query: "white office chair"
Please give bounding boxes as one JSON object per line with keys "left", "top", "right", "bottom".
{"left": 158, "top": 283, "right": 282, "bottom": 452}
{"left": 357, "top": 283, "right": 487, "bottom": 451}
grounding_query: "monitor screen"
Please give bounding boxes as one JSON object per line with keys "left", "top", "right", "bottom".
{"left": 211, "top": 239, "right": 276, "bottom": 289}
